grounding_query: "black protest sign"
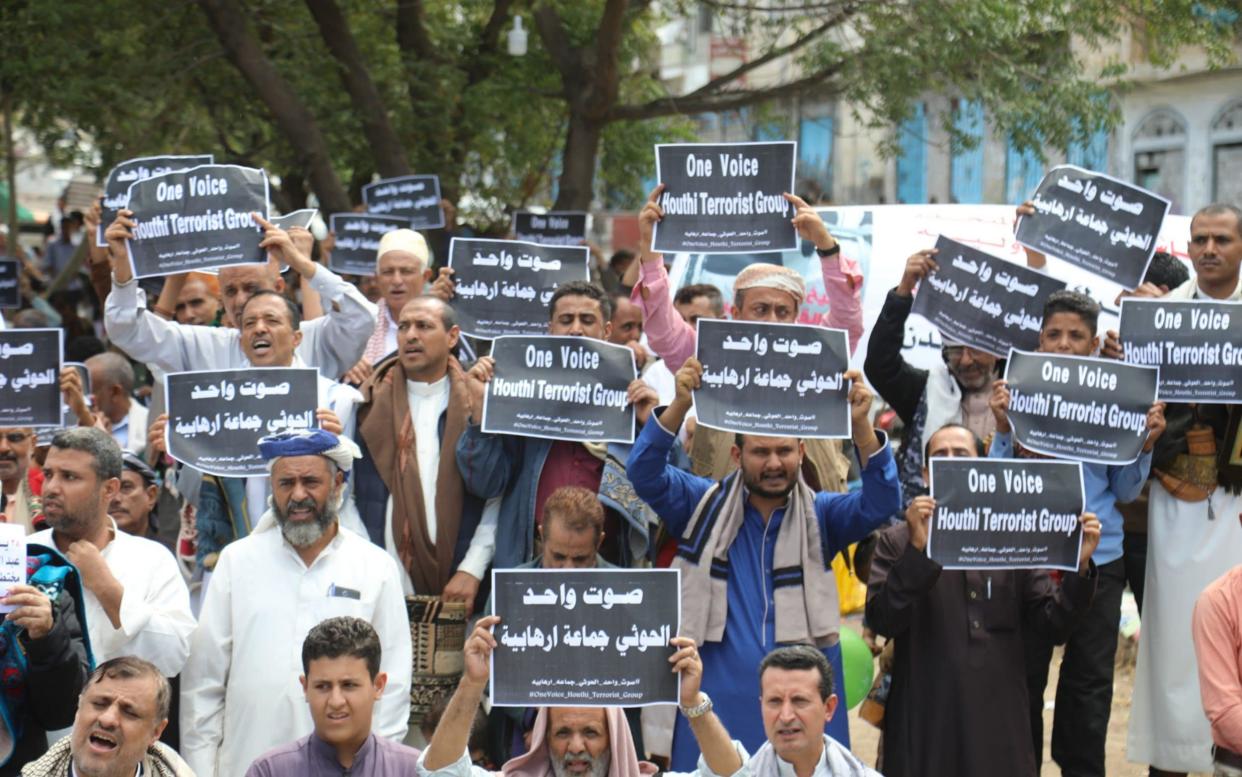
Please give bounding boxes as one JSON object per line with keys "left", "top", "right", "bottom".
{"left": 97, "top": 154, "right": 214, "bottom": 247}
{"left": 327, "top": 214, "right": 410, "bottom": 275}
{"left": 361, "top": 175, "right": 444, "bottom": 229}
{"left": 910, "top": 236, "right": 1066, "bottom": 357}
{"left": 512, "top": 212, "right": 589, "bottom": 246}
{"left": 272, "top": 208, "right": 318, "bottom": 230}
{"left": 164, "top": 367, "right": 319, "bottom": 477}
{"left": 124, "top": 165, "right": 269, "bottom": 278}
{"left": 0, "top": 260, "right": 19, "bottom": 308}
{"left": 929, "top": 458, "right": 1085, "bottom": 571}
{"left": 1003, "top": 349, "right": 1157, "bottom": 465}
{"left": 1120, "top": 298, "right": 1242, "bottom": 403}
{"left": 448, "top": 238, "right": 590, "bottom": 339}
{"left": 1016, "top": 165, "right": 1170, "bottom": 289}
{"left": 35, "top": 362, "right": 91, "bottom": 447}
{"left": 490, "top": 568, "right": 681, "bottom": 707}
{"left": 653, "top": 142, "right": 797, "bottom": 254}
{"left": 482, "top": 336, "right": 636, "bottom": 443}
{"left": 0, "top": 329, "right": 63, "bottom": 428}
{"left": 694, "top": 319, "right": 850, "bottom": 439}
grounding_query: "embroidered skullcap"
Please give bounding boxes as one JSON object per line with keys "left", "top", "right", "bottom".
{"left": 732, "top": 263, "right": 806, "bottom": 306}
{"left": 258, "top": 428, "right": 361, "bottom": 472}
{"left": 376, "top": 228, "right": 429, "bottom": 271}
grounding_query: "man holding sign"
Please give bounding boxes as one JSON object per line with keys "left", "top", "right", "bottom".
{"left": 626, "top": 358, "right": 899, "bottom": 768}
{"left": 867, "top": 423, "right": 1100, "bottom": 777}
{"left": 456, "top": 281, "right": 658, "bottom": 569}
{"left": 418, "top": 615, "right": 741, "bottom": 777}
{"left": 989, "top": 289, "right": 1164, "bottom": 777}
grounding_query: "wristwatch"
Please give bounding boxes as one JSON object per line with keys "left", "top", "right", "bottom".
{"left": 681, "top": 692, "right": 713, "bottom": 719}
{"left": 815, "top": 242, "right": 840, "bottom": 258}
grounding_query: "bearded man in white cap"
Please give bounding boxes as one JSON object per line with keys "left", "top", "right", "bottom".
{"left": 632, "top": 187, "right": 861, "bottom": 489}
{"left": 343, "top": 228, "right": 456, "bottom": 384}
{"left": 180, "top": 429, "right": 412, "bottom": 777}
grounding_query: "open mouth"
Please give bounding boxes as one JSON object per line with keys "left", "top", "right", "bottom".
{"left": 88, "top": 731, "right": 119, "bottom": 753}
{"left": 250, "top": 337, "right": 272, "bottom": 356}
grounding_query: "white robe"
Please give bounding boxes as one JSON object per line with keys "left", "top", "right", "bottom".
{"left": 179, "top": 512, "right": 412, "bottom": 777}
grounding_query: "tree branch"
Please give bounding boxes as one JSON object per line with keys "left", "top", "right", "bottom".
{"left": 395, "top": 0, "right": 437, "bottom": 63}
{"left": 195, "top": 0, "right": 351, "bottom": 213}
{"left": 305, "top": 0, "right": 411, "bottom": 176}
{"left": 463, "top": 0, "right": 517, "bottom": 87}
{"left": 609, "top": 63, "right": 846, "bottom": 121}
{"left": 531, "top": 4, "right": 578, "bottom": 83}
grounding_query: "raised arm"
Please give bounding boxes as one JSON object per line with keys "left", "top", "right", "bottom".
{"left": 421, "top": 616, "right": 499, "bottom": 772}
{"left": 865, "top": 516, "right": 941, "bottom": 639}
{"left": 862, "top": 251, "right": 938, "bottom": 424}
{"left": 631, "top": 184, "right": 697, "bottom": 371}
{"left": 784, "top": 193, "right": 864, "bottom": 353}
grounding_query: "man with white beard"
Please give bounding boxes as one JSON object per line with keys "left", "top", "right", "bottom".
{"left": 180, "top": 429, "right": 411, "bottom": 777}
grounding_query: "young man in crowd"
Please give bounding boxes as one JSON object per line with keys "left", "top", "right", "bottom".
{"left": 1191, "top": 543, "right": 1242, "bottom": 777}
{"left": 245, "top": 617, "right": 422, "bottom": 775}
{"left": 990, "top": 289, "right": 1164, "bottom": 777}
{"left": 85, "top": 353, "right": 148, "bottom": 456}
{"left": 867, "top": 423, "right": 1101, "bottom": 776}
{"left": 626, "top": 358, "right": 900, "bottom": 767}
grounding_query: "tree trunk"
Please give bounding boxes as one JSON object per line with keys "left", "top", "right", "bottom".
{"left": 304, "top": 0, "right": 411, "bottom": 177}
{"left": 196, "top": 0, "right": 352, "bottom": 214}
{"left": 554, "top": 113, "right": 604, "bottom": 210}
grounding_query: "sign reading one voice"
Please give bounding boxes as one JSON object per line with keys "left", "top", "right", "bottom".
{"left": 910, "top": 236, "right": 1066, "bottom": 357}
{"left": 165, "top": 367, "right": 319, "bottom": 477}
{"left": 361, "top": 174, "right": 444, "bottom": 229}
{"left": 1016, "top": 165, "right": 1170, "bottom": 289}
{"left": 490, "top": 568, "right": 680, "bottom": 707}
{"left": 97, "top": 154, "right": 214, "bottom": 247}
{"left": 0, "top": 329, "right": 62, "bottom": 428}
{"left": 653, "top": 142, "right": 797, "bottom": 254}
{"left": 1003, "top": 349, "right": 1157, "bottom": 465}
{"left": 482, "top": 336, "right": 636, "bottom": 444}
{"left": 448, "top": 238, "right": 590, "bottom": 338}
{"left": 0, "top": 259, "right": 19, "bottom": 308}
{"left": 694, "top": 319, "right": 850, "bottom": 438}
{"left": 1120, "top": 298, "right": 1242, "bottom": 403}
{"left": 929, "top": 458, "right": 1085, "bottom": 571}
{"left": 328, "top": 213, "right": 410, "bottom": 276}
{"left": 513, "top": 212, "right": 589, "bottom": 246}
{"left": 125, "top": 165, "right": 269, "bottom": 278}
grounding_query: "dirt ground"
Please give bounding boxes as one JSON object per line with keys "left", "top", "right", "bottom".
{"left": 842, "top": 621, "right": 1211, "bottom": 776}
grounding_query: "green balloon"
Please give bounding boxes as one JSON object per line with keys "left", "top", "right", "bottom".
{"left": 838, "top": 627, "right": 875, "bottom": 710}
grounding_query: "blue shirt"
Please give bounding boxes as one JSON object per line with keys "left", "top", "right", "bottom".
{"left": 626, "top": 415, "right": 901, "bottom": 769}
{"left": 987, "top": 432, "right": 1150, "bottom": 566}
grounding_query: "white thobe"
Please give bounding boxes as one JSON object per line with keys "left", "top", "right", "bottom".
{"left": 379, "top": 376, "right": 497, "bottom": 594}
{"left": 30, "top": 521, "right": 194, "bottom": 677}
{"left": 180, "top": 513, "right": 412, "bottom": 777}
{"left": 104, "top": 267, "right": 378, "bottom": 382}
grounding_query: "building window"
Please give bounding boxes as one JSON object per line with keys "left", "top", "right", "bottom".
{"left": 1211, "top": 101, "right": 1242, "bottom": 205}
{"left": 1132, "top": 108, "right": 1186, "bottom": 213}
{"left": 798, "top": 114, "right": 834, "bottom": 202}
{"left": 950, "top": 99, "right": 985, "bottom": 204}
{"left": 1005, "top": 140, "right": 1044, "bottom": 204}
{"left": 895, "top": 102, "right": 927, "bottom": 204}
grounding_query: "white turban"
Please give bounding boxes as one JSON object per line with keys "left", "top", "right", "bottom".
{"left": 732, "top": 263, "right": 806, "bottom": 306}
{"left": 376, "top": 228, "right": 429, "bottom": 271}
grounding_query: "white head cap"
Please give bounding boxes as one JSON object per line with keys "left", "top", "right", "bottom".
{"left": 376, "top": 228, "right": 429, "bottom": 272}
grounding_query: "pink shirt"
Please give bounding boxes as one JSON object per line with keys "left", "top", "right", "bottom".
{"left": 1193, "top": 564, "right": 1242, "bottom": 753}
{"left": 631, "top": 253, "right": 864, "bottom": 372}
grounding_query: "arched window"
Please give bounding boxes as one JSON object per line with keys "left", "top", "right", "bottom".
{"left": 1211, "top": 101, "right": 1242, "bottom": 205}
{"left": 1132, "top": 109, "right": 1187, "bottom": 213}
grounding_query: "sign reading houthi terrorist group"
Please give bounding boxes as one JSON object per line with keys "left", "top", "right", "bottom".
{"left": 910, "top": 236, "right": 1066, "bottom": 357}
{"left": 0, "top": 329, "right": 62, "bottom": 428}
{"left": 97, "top": 154, "right": 215, "bottom": 247}
{"left": 490, "top": 568, "right": 681, "bottom": 707}
{"left": 482, "top": 336, "right": 636, "bottom": 444}
{"left": 1119, "top": 298, "right": 1242, "bottom": 403}
{"left": 1016, "top": 165, "right": 1170, "bottom": 289}
{"left": 928, "top": 458, "right": 1085, "bottom": 572}
{"left": 1003, "top": 349, "right": 1158, "bottom": 465}
{"left": 165, "top": 367, "right": 319, "bottom": 477}
{"left": 512, "top": 212, "right": 589, "bottom": 246}
{"left": 328, "top": 213, "right": 410, "bottom": 276}
{"left": 694, "top": 319, "right": 850, "bottom": 439}
{"left": 0, "top": 260, "right": 19, "bottom": 308}
{"left": 124, "top": 165, "right": 269, "bottom": 278}
{"left": 361, "top": 175, "right": 444, "bottom": 229}
{"left": 653, "top": 142, "right": 797, "bottom": 254}
{"left": 448, "top": 238, "right": 590, "bottom": 339}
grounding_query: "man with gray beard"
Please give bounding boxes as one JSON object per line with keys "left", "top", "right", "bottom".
{"left": 180, "top": 429, "right": 411, "bottom": 777}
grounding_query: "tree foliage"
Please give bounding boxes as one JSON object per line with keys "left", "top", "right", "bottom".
{"left": 1, "top": 0, "right": 1237, "bottom": 226}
